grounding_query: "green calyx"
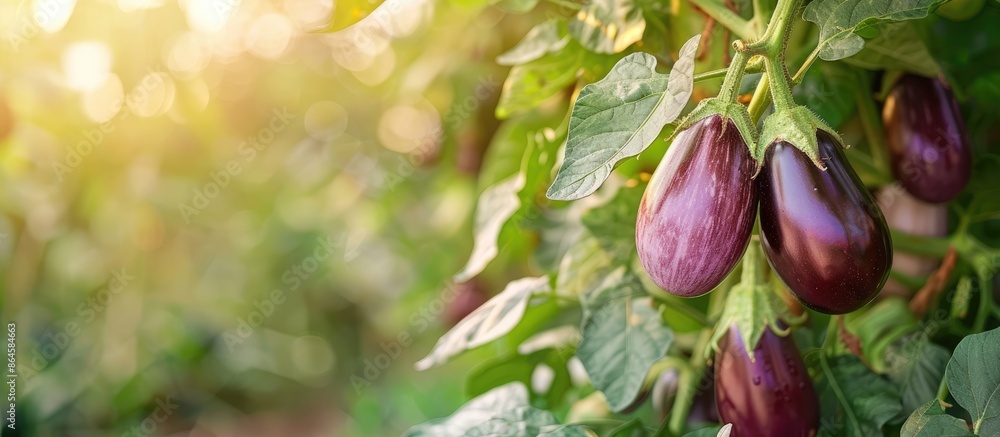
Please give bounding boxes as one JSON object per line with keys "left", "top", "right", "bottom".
{"left": 672, "top": 98, "right": 759, "bottom": 158}
{"left": 756, "top": 106, "right": 844, "bottom": 171}
{"left": 709, "top": 243, "right": 804, "bottom": 361}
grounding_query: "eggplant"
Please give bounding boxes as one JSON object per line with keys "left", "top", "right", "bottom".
{"left": 876, "top": 188, "right": 948, "bottom": 297}
{"left": 883, "top": 74, "right": 972, "bottom": 203}
{"left": 715, "top": 325, "right": 819, "bottom": 437}
{"left": 636, "top": 115, "right": 758, "bottom": 297}
{"left": 758, "top": 132, "right": 892, "bottom": 314}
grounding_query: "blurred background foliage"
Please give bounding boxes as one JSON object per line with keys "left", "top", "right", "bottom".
{"left": 2, "top": 0, "right": 1000, "bottom": 436}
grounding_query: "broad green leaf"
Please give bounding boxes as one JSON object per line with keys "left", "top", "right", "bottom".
{"left": 842, "top": 22, "right": 940, "bottom": 76}
{"left": 793, "top": 62, "right": 857, "bottom": 129}
{"left": 885, "top": 333, "right": 951, "bottom": 416}
{"left": 403, "top": 383, "right": 587, "bottom": 437}
{"left": 946, "top": 326, "right": 1000, "bottom": 435}
{"left": 466, "top": 350, "right": 548, "bottom": 399}
{"left": 415, "top": 276, "right": 551, "bottom": 370}
{"left": 576, "top": 268, "right": 674, "bottom": 411}
{"left": 496, "top": 42, "right": 588, "bottom": 119}
{"left": 802, "top": 0, "right": 947, "bottom": 61}
{"left": 817, "top": 355, "right": 902, "bottom": 436}
{"left": 466, "top": 347, "right": 572, "bottom": 408}
{"left": 844, "top": 298, "right": 919, "bottom": 372}
{"left": 467, "top": 407, "right": 588, "bottom": 436}
{"left": 455, "top": 175, "right": 525, "bottom": 282}
{"left": 497, "top": 20, "right": 571, "bottom": 66}
{"left": 900, "top": 400, "right": 973, "bottom": 437}
{"left": 568, "top": 0, "right": 646, "bottom": 54}
{"left": 580, "top": 186, "right": 643, "bottom": 259}
{"left": 546, "top": 35, "right": 700, "bottom": 201}
{"left": 556, "top": 236, "right": 615, "bottom": 298}
{"left": 607, "top": 418, "right": 650, "bottom": 437}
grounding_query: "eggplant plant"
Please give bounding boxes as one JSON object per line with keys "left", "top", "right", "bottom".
{"left": 390, "top": 0, "right": 1000, "bottom": 435}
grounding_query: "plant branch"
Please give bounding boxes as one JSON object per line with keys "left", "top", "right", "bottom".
{"left": 690, "top": 0, "right": 756, "bottom": 41}
{"left": 694, "top": 68, "right": 730, "bottom": 82}
{"left": 854, "top": 69, "right": 890, "bottom": 174}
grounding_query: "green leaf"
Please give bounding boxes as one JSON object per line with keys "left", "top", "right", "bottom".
{"left": 496, "top": 42, "right": 588, "bottom": 120}
{"left": 404, "top": 383, "right": 587, "bottom": 437}
{"left": 844, "top": 298, "right": 919, "bottom": 372}
{"left": 946, "top": 326, "right": 1000, "bottom": 435}
{"left": 580, "top": 186, "right": 643, "bottom": 259}
{"left": 900, "top": 400, "right": 974, "bottom": 437}
{"left": 576, "top": 268, "right": 674, "bottom": 412}
{"left": 497, "top": 20, "right": 571, "bottom": 66}
{"left": 547, "top": 35, "right": 700, "bottom": 201}
{"left": 568, "top": 0, "right": 646, "bottom": 54}
{"left": 415, "top": 276, "right": 551, "bottom": 370}
{"left": 466, "top": 350, "right": 548, "bottom": 399}
{"left": 556, "top": 236, "right": 616, "bottom": 299}
{"left": 455, "top": 175, "right": 525, "bottom": 282}
{"left": 817, "top": 355, "right": 902, "bottom": 436}
{"left": 802, "top": 0, "right": 947, "bottom": 61}
{"left": 885, "top": 333, "right": 952, "bottom": 416}
{"left": 607, "top": 418, "right": 650, "bottom": 437}
{"left": 841, "top": 22, "right": 941, "bottom": 76}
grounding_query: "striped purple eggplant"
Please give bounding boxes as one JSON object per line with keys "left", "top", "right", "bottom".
{"left": 883, "top": 74, "right": 972, "bottom": 203}
{"left": 758, "top": 132, "right": 892, "bottom": 314}
{"left": 636, "top": 115, "right": 757, "bottom": 297}
{"left": 715, "top": 325, "right": 819, "bottom": 437}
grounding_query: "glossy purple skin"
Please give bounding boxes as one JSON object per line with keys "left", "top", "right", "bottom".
{"left": 636, "top": 115, "right": 757, "bottom": 297}
{"left": 758, "top": 133, "right": 892, "bottom": 314}
{"left": 715, "top": 325, "right": 819, "bottom": 437}
{"left": 883, "top": 74, "right": 972, "bottom": 203}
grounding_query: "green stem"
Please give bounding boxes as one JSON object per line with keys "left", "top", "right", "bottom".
{"left": 891, "top": 230, "right": 952, "bottom": 258}
{"left": 747, "top": 73, "right": 772, "bottom": 123}
{"left": 936, "top": 377, "right": 949, "bottom": 402}
{"left": 821, "top": 315, "right": 839, "bottom": 352}
{"left": 694, "top": 68, "right": 730, "bottom": 83}
{"left": 792, "top": 46, "right": 820, "bottom": 83}
{"left": 718, "top": 51, "right": 751, "bottom": 103}
{"left": 667, "top": 284, "right": 729, "bottom": 435}
{"left": 973, "top": 273, "right": 992, "bottom": 333}
{"left": 764, "top": 55, "right": 796, "bottom": 111}
{"left": 690, "top": 0, "right": 756, "bottom": 41}
{"left": 854, "top": 69, "right": 889, "bottom": 174}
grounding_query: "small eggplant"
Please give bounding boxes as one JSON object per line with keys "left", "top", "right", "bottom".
{"left": 758, "top": 132, "right": 892, "bottom": 314}
{"left": 715, "top": 325, "right": 819, "bottom": 437}
{"left": 883, "top": 74, "right": 972, "bottom": 203}
{"left": 636, "top": 115, "right": 758, "bottom": 297}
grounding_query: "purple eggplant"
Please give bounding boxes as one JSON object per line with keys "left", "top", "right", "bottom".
{"left": 883, "top": 74, "right": 972, "bottom": 203}
{"left": 715, "top": 325, "right": 819, "bottom": 437}
{"left": 758, "top": 132, "right": 892, "bottom": 314}
{"left": 636, "top": 115, "right": 758, "bottom": 297}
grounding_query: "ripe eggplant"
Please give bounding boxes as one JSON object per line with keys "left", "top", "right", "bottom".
{"left": 883, "top": 74, "right": 972, "bottom": 203}
{"left": 715, "top": 325, "right": 819, "bottom": 437}
{"left": 758, "top": 132, "right": 892, "bottom": 314}
{"left": 876, "top": 188, "right": 948, "bottom": 297}
{"left": 636, "top": 115, "right": 758, "bottom": 297}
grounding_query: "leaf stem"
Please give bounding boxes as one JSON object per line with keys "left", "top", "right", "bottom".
{"left": 694, "top": 68, "right": 730, "bottom": 82}
{"left": 936, "top": 377, "right": 949, "bottom": 402}
{"left": 973, "top": 272, "right": 992, "bottom": 333}
{"left": 890, "top": 230, "right": 952, "bottom": 258}
{"left": 690, "top": 0, "right": 756, "bottom": 41}
{"left": 854, "top": 69, "right": 890, "bottom": 174}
